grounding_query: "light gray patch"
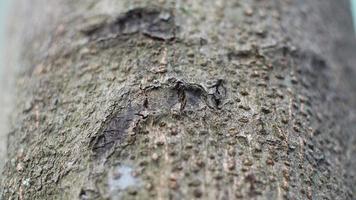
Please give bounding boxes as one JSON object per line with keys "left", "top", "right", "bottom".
{"left": 108, "top": 165, "right": 141, "bottom": 198}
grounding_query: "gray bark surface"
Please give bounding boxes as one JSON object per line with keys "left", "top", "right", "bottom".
{"left": 1, "top": 0, "right": 356, "bottom": 199}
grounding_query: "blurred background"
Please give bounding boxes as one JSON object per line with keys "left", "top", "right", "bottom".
{"left": 0, "top": 0, "right": 11, "bottom": 172}
{"left": 353, "top": 0, "right": 356, "bottom": 29}
{"left": 0, "top": 0, "right": 355, "bottom": 173}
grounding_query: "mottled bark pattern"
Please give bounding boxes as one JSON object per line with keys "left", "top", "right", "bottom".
{"left": 1, "top": 0, "right": 355, "bottom": 200}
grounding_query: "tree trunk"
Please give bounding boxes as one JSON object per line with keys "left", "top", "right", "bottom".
{"left": 1, "top": 0, "right": 356, "bottom": 199}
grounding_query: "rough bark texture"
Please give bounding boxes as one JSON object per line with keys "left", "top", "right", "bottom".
{"left": 1, "top": 0, "right": 356, "bottom": 199}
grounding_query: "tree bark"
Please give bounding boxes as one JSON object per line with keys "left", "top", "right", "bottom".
{"left": 1, "top": 0, "right": 356, "bottom": 199}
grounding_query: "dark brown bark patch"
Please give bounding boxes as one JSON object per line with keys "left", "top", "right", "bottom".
{"left": 82, "top": 7, "right": 176, "bottom": 41}
{"left": 90, "top": 104, "right": 138, "bottom": 158}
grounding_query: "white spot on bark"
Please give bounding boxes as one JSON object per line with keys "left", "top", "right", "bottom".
{"left": 108, "top": 165, "right": 141, "bottom": 199}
